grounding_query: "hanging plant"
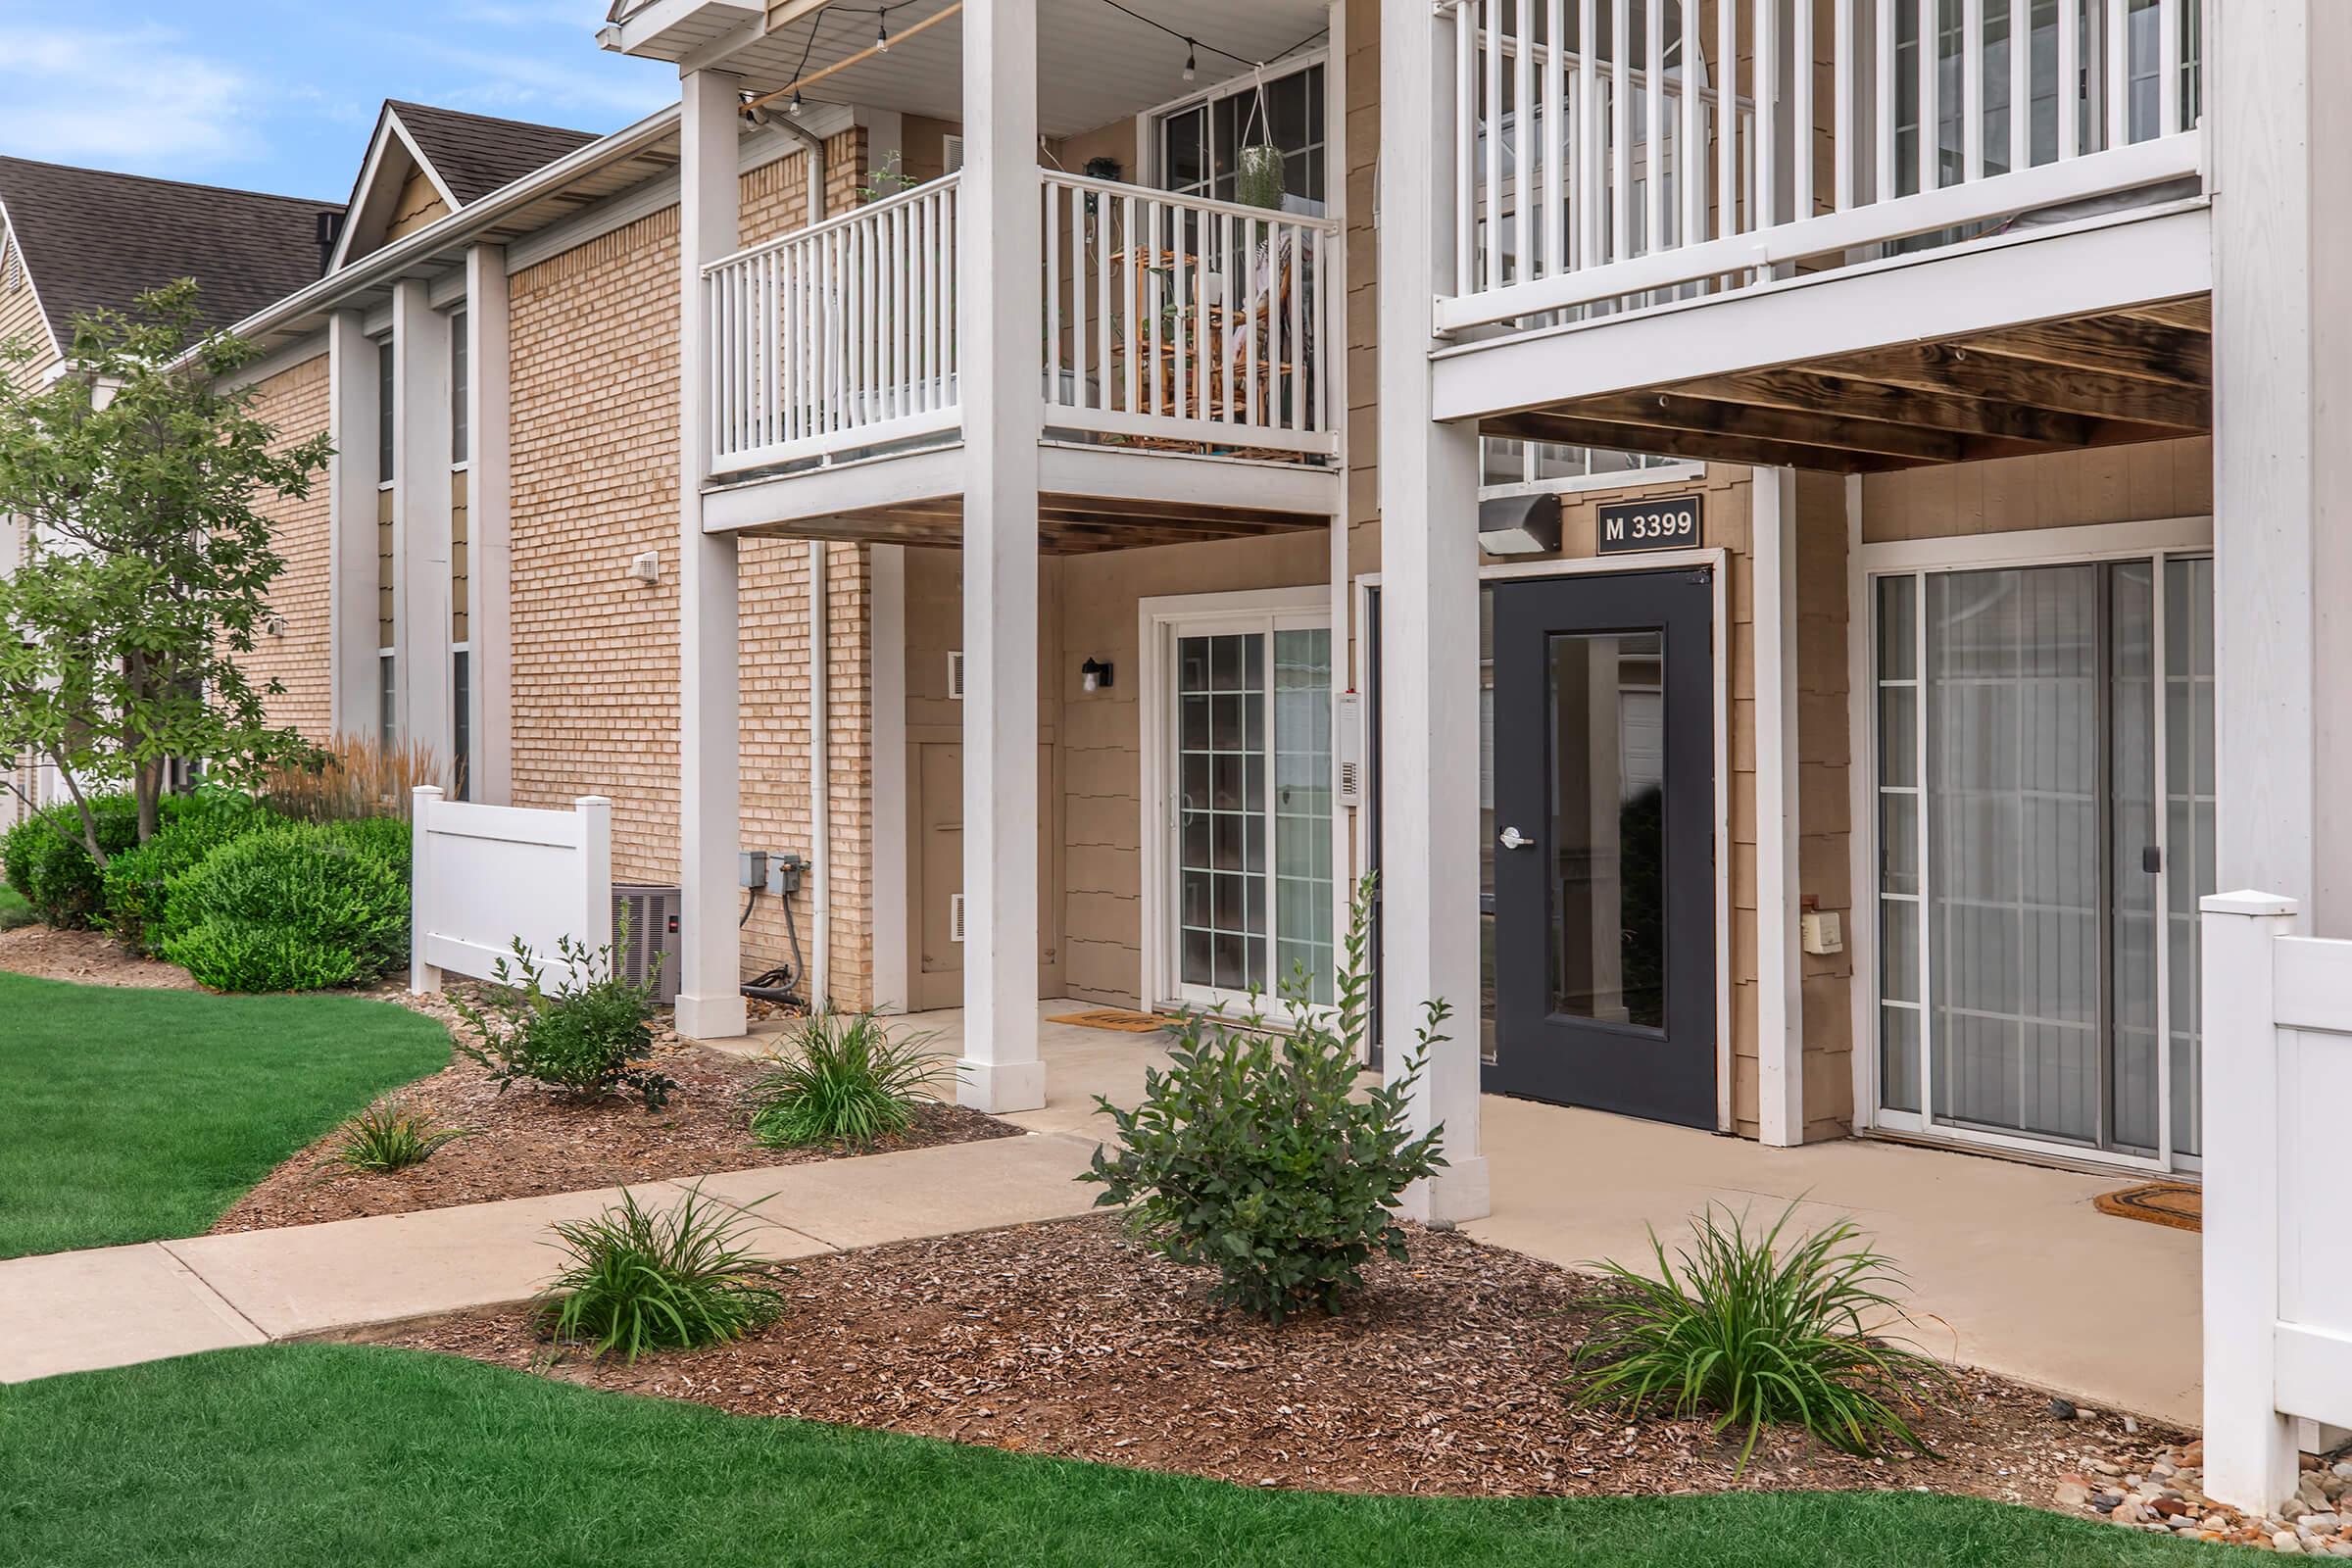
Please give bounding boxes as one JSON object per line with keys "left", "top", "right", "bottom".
{"left": 1236, "top": 143, "right": 1287, "bottom": 211}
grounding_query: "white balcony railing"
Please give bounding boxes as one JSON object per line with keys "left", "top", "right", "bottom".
{"left": 1041, "top": 172, "right": 1339, "bottom": 456}
{"left": 703, "top": 169, "right": 1341, "bottom": 479}
{"left": 706, "top": 172, "right": 960, "bottom": 475}
{"left": 1441, "top": 0, "right": 2206, "bottom": 334}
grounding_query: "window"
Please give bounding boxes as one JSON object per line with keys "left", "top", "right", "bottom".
{"left": 375, "top": 335, "right": 395, "bottom": 481}
{"left": 452, "top": 649, "right": 470, "bottom": 801}
{"left": 378, "top": 649, "right": 397, "bottom": 747}
{"left": 1158, "top": 62, "right": 1326, "bottom": 215}
{"left": 450, "top": 311, "right": 468, "bottom": 466}
{"left": 1479, "top": 437, "right": 1699, "bottom": 498}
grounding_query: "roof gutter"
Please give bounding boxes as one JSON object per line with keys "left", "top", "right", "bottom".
{"left": 178, "top": 100, "right": 684, "bottom": 368}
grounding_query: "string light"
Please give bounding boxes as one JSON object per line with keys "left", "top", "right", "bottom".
{"left": 1182, "top": 38, "right": 1196, "bottom": 80}
{"left": 875, "top": 6, "right": 891, "bottom": 51}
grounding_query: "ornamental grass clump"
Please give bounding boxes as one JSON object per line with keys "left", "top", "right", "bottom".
{"left": 1572, "top": 1200, "right": 1950, "bottom": 1470}
{"left": 747, "top": 1009, "right": 945, "bottom": 1150}
{"left": 538, "top": 1186, "right": 783, "bottom": 1362}
{"left": 1082, "top": 875, "right": 1448, "bottom": 1325}
{"left": 326, "top": 1098, "right": 468, "bottom": 1173}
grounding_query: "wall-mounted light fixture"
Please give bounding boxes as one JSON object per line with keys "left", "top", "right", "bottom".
{"left": 1478, "top": 492, "right": 1562, "bottom": 556}
{"left": 1080, "top": 656, "right": 1114, "bottom": 693}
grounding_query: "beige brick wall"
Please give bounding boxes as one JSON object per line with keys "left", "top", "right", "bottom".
{"left": 244, "top": 352, "right": 335, "bottom": 742}
{"left": 506, "top": 145, "right": 877, "bottom": 1006}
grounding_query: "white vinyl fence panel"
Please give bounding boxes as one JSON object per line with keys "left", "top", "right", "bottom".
{"left": 409, "top": 786, "right": 612, "bottom": 994}
{"left": 2201, "top": 891, "right": 2352, "bottom": 1513}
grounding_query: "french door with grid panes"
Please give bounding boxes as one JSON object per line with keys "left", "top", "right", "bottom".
{"left": 1870, "top": 554, "right": 2214, "bottom": 1167}
{"left": 1160, "top": 608, "right": 1335, "bottom": 1011}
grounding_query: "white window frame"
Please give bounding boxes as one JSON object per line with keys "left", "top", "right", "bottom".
{"left": 1138, "top": 49, "right": 1332, "bottom": 214}
{"left": 1847, "top": 510, "right": 2216, "bottom": 1174}
{"left": 1138, "top": 585, "right": 1336, "bottom": 1015}
{"left": 1477, "top": 440, "right": 1704, "bottom": 500}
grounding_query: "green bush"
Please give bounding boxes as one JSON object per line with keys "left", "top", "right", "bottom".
{"left": 539, "top": 1185, "right": 783, "bottom": 1361}
{"left": 748, "top": 1010, "right": 944, "bottom": 1150}
{"left": 159, "top": 819, "right": 410, "bottom": 992}
{"left": 452, "top": 931, "right": 676, "bottom": 1109}
{"left": 100, "top": 790, "right": 276, "bottom": 954}
{"left": 1081, "top": 875, "right": 1449, "bottom": 1324}
{"left": 326, "top": 1097, "right": 467, "bottom": 1173}
{"left": 0, "top": 793, "right": 141, "bottom": 928}
{"left": 1573, "top": 1200, "right": 1949, "bottom": 1469}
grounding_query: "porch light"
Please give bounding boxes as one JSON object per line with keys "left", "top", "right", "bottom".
{"left": 1080, "top": 657, "right": 1114, "bottom": 693}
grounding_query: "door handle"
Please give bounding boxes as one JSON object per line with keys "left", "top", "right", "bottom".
{"left": 1498, "top": 826, "right": 1535, "bottom": 851}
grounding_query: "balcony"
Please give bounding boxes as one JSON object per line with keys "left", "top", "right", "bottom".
{"left": 703, "top": 170, "right": 1337, "bottom": 482}
{"left": 1426, "top": 0, "right": 2214, "bottom": 469}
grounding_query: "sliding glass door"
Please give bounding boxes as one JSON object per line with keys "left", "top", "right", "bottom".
{"left": 1872, "top": 555, "right": 2213, "bottom": 1165}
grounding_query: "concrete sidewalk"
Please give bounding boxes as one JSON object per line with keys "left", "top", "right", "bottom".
{"left": 0, "top": 1130, "right": 1102, "bottom": 1385}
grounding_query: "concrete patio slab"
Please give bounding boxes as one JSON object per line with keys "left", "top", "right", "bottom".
{"left": 682, "top": 1131, "right": 1103, "bottom": 1249}
{"left": 0, "top": 1243, "right": 265, "bottom": 1383}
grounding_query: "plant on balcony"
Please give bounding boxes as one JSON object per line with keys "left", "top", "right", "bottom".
{"left": 1081, "top": 874, "right": 1450, "bottom": 1324}
{"left": 1572, "top": 1200, "right": 1950, "bottom": 1470}
{"left": 857, "top": 150, "right": 921, "bottom": 203}
{"left": 1236, "top": 143, "right": 1287, "bottom": 212}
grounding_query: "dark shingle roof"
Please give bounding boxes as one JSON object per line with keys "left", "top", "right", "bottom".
{"left": 0, "top": 158, "right": 342, "bottom": 347}
{"left": 385, "top": 102, "right": 598, "bottom": 207}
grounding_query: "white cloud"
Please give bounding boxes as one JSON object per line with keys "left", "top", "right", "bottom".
{"left": 0, "top": 24, "right": 257, "bottom": 174}
{"left": 392, "top": 33, "right": 675, "bottom": 122}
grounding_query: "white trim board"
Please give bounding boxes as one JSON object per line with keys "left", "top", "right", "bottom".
{"left": 1356, "top": 548, "right": 1734, "bottom": 1135}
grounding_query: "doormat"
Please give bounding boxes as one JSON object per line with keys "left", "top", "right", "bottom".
{"left": 1047, "top": 1008, "right": 1179, "bottom": 1034}
{"left": 2092, "top": 1181, "right": 2201, "bottom": 1233}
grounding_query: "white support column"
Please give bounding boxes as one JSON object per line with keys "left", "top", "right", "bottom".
{"left": 869, "top": 543, "right": 910, "bottom": 1012}
{"left": 1754, "top": 467, "right": 1805, "bottom": 1146}
{"left": 391, "top": 280, "right": 454, "bottom": 761}
{"left": 465, "top": 245, "right": 514, "bottom": 807}
{"left": 326, "top": 310, "right": 381, "bottom": 737}
{"left": 1377, "top": 0, "right": 1489, "bottom": 1224}
{"left": 2212, "top": 0, "right": 2352, "bottom": 933}
{"left": 675, "top": 67, "right": 750, "bottom": 1042}
{"left": 2199, "top": 889, "right": 2302, "bottom": 1515}
{"left": 955, "top": 0, "right": 1046, "bottom": 1112}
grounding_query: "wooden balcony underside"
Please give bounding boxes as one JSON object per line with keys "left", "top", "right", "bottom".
{"left": 1485, "top": 294, "right": 2212, "bottom": 475}
{"left": 735, "top": 490, "right": 1328, "bottom": 555}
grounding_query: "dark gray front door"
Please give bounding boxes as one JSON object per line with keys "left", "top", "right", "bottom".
{"left": 1490, "top": 567, "right": 1716, "bottom": 1128}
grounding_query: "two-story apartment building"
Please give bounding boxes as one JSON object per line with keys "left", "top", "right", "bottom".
{"left": 79, "top": 0, "right": 2331, "bottom": 1235}
{"left": 0, "top": 156, "right": 345, "bottom": 827}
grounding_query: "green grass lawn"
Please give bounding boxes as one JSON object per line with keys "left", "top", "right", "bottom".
{"left": 0, "top": 880, "right": 32, "bottom": 931}
{"left": 0, "top": 1346, "right": 2238, "bottom": 1568}
{"left": 0, "top": 972, "right": 448, "bottom": 1258}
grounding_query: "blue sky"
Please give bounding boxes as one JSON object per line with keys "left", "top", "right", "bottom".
{"left": 0, "top": 1, "right": 677, "bottom": 201}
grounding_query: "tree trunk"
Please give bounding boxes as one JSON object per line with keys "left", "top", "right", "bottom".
{"left": 135, "top": 760, "right": 162, "bottom": 844}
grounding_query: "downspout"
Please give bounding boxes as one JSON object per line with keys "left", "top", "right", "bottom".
{"left": 763, "top": 113, "right": 828, "bottom": 220}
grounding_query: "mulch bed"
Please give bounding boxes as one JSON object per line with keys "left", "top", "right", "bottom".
{"left": 377, "top": 1213, "right": 2191, "bottom": 1512}
{"left": 0, "top": 922, "right": 198, "bottom": 989}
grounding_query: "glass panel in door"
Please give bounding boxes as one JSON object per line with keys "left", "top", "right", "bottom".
{"left": 1546, "top": 631, "right": 1667, "bottom": 1029}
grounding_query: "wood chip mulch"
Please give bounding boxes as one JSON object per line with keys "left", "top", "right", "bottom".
{"left": 0, "top": 922, "right": 197, "bottom": 988}
{"left": 377, "top": 1214, "right": 2192, "bottom": 1511}
{"left": 212, "top": 1038, "right": 1022, "bottom": 1233}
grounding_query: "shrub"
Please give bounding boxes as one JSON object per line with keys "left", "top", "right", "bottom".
{"left": 263, "top": 732, "right": 460, "bottom": 824}
{"left": 100, "top": 789, "right": 276, "bottom": 954}
{"left": 748, "top": 1010, "right": 944, "bottom": 1150}
{"left": 452, "top": 931, "right": 677, "bottom": 1109}
{"left": 1572, "top": 1200, "right": 1949, "bottom": 1469}
{"left": 0, "top": 793, "right": 141, "bottom": 927}
{"left": 1081, "top": 875, "right": 1449, "bottom": 1324}
{"left": 539, "top": 1185, "right": 783, "bottom": 1361}
{"left": 327, "top": 1098, "right": 468, "bottom": 1173}
{"left": 159, "top": 819, "right": 410, "bottom": 992}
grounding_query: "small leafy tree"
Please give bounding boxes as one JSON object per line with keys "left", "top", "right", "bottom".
{"left": 1082, "top": 874, "right": 1449, "bottom": 1323}
{"left": 0, "top": 279, "right": 331, "bottom": 865}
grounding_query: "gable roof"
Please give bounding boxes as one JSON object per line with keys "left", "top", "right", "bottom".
{"left": 329, "top": 102, "right": 599, "bottom": 270}
{"left": 385, "top": 102, "right": 600, "bottom": 207}
{"left": 0, "top": 158, "right": 342, "bottom": 348}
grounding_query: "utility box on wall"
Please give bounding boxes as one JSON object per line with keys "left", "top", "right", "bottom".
{"left": 612, "top": 884, "right": 682, "bottom": 1004}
